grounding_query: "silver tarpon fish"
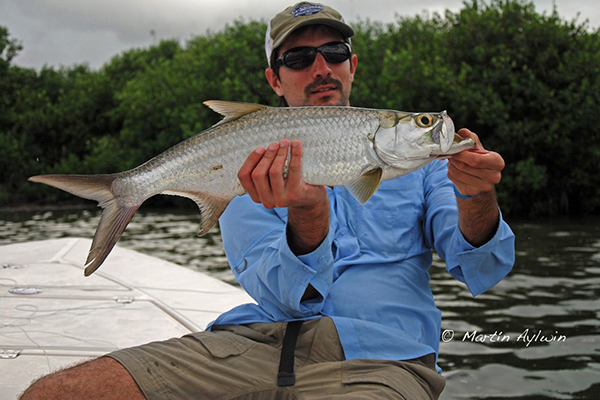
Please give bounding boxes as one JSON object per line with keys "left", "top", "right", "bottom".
{"left": 29, "top": 100, "right": 474, "bottom": 276}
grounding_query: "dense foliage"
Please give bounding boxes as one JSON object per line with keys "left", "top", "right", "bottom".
{"left": 1, "top": 1, "right": 599, "bottom": 217}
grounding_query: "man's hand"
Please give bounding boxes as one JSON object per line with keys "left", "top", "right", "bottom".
{"left": 448, "top": 129, "right": 504, "bottom": 247}
{"left": 447, "top": 129, "right": 505, "bottom": 197}
{"left": 237, "top": 139, "right": 330, "bottom": 256}
{"left": 238, "top": 139, "right": 327, "bottom": 209}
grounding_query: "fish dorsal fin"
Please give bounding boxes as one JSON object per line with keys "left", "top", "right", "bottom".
{"left": 204, "top": 100, "right": 268, "bottom": 125}
{"left": 345, "top": 168, "right": 383, "bottom": 204}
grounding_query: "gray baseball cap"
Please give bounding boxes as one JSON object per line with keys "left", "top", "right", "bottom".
{"left": 265, "top": 2, "right": 354, "bottom": 66}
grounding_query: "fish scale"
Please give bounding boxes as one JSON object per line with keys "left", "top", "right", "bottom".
{"left": 28, "top": 100, "right": 474, "bottom": 276}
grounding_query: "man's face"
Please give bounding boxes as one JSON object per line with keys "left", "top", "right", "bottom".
{"left": 266, "top": 28, "right": 358, "bottom": 107}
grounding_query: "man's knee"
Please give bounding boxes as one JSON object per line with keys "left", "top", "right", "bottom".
{"left": 20, "top": 356, "right": 145, "bottom": 400}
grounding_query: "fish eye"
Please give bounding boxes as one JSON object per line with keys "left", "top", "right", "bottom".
{"left": 416, "top": 114, "right": 433, "bottom": 128}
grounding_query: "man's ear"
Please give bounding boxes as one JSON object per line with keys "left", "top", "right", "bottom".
{"left": 265, "top": 68, "right": 284, "bottom": 97}
{"left": 349, "top": 54, "right": 358, "bottom": 83}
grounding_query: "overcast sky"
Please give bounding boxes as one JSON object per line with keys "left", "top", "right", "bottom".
{"left": 1, "top": 0, "right": 598, "bottom": 70}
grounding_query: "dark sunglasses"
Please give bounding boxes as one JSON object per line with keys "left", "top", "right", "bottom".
{"left": 274, "top": 42, "right": 351, "bottom": 70}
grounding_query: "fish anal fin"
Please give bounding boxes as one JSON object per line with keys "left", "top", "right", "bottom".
{"left": 165, "top": 190, "right": 231, "bottom": 236}
{"left": 203, "top": 100, "right": 267, "bottom": 125}
{"left": 345, "top": 168, "right": 383, "bottom": 205}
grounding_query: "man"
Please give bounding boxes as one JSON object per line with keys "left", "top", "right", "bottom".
{"left": 21, "top": 3, "right": 514, "bottom": 399}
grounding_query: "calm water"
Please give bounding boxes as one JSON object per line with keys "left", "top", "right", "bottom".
{"left": 1, "top": 208, "right": 599, "bottom": 399}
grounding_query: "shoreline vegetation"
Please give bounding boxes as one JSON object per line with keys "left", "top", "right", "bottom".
{"left": 2, "top": 0, "right": 599, "bottom": 218}
{"left": 0, "top": 203, "right": 95, "bottom": 213}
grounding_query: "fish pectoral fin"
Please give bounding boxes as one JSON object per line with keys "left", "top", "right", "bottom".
{"left": 345, "top": 168, "right": 383, "bottom": 205}
{"left": 203, "top": 100, "right": 268, "bottom": 125}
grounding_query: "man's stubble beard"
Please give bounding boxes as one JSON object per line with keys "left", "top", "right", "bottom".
{"left": 301, "top": 76, "right": 350, "bottom": 107}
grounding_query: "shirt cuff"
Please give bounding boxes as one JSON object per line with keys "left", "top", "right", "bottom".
{"left": 449, "top": 209, "right": 515, "bottom": 296}
{"left": 277, "top": 222, "right": 335, "bottom": 310}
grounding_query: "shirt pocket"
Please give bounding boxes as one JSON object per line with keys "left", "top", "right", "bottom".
{"left": 356, "top": 176, "right": 423, "bottom": 255}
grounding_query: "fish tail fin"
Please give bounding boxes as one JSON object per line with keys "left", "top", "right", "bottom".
{"left": 83, "top": 201, "right": 138, "bottom": 276}
{"left": 28, "top": 174, "right": 139, "bottom": 276}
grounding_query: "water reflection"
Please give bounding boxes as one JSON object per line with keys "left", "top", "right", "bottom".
{"left": 0, "top": 208, "right": 234, "bottom": 284}
{"left": 433, "top": 218, "right": 600, "bottom": 399}
{"left": 1, "top": 208, "right": 599, "bottom": 399}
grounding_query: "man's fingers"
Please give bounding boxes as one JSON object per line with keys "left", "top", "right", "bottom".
{"left": 450, "top": 151, "right": 505, "bottom": 178}
{"left": 448, "top": 157, "right": 503, "bottom": 185}
{"left": 286, "top": 140, "right": 303, "bottom": 190}
{"left": 269, "top": 140, "right": 290, "bottom": 206}
{"left": 251, "top": 142, "right": 279, "bottom": 208}
{"left": 456, "top": 128, "right": 485, "bottom": 151}
{"left": 448, "top": 162, "right": 487, "bottom": 192}
{"left": 238, "top": 146, "right": 266, "bottom": 203}
{"left": 448, "top": 159, "right": 499, "bottom": 193}
{"left": 448, "top": 145, "right": 504, "bottom": 196}
{"left": 237, "top": 139, "right": 317, "bottom": 209}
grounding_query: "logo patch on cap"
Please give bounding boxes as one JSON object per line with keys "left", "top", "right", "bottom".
{"left": 291, "top": 2, "right": 324, "bottom": 17}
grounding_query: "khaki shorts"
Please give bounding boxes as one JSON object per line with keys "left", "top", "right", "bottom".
{"left": 107, "top": 317, "right": 445, "bottom": 400}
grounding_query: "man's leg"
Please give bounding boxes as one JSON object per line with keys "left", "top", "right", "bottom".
{"left": 20, "top": 357, "right": 145, "bottom": 400}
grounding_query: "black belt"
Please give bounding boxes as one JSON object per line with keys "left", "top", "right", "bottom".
{"left": 277, "top": 320, "right": 304, "bottom": 387}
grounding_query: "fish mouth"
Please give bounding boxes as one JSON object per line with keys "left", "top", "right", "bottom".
{"left": 431, "top": 111, "right": 455, "bottom": 153}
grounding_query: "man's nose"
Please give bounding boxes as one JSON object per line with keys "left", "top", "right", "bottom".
{"left": 311, "top": 52, "right": 332, "bottom": 78}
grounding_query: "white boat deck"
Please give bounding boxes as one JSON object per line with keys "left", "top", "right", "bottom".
{"left": 0, "top": 238, "right": 253, "bottom": 399}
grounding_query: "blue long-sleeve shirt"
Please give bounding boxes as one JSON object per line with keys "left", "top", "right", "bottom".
{"left": 209, "top": 159, "right": 515, "bottom": 372}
